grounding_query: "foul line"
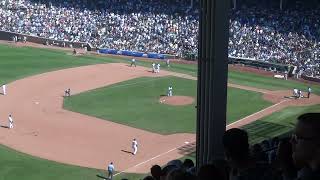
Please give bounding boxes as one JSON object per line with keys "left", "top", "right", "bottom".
{"left": 113, "top": 99, "right": 290, "bottom": 177}
{"left": 227, "top": 99, "right": 288, "bottom": 127}
{"left": 114, "top": 142, "right": 191, "bottom": 177}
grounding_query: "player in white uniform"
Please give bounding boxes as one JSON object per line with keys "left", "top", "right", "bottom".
{"left": 166, "top": 59, "right": 170, "bottom": 67}
{"left": 2, "top": 84, "right": 6, "bottom": 95}
{"left": 152, "top": 62, "right": 156, "bottom": 73}
{"left": 132, "top": 138, "right": 138, "bottom": 155}
{"left": 293, "top": 88, "right": 298, "bottom": 98}
{"left": 130, "top": 58, "right": 136, "bottom": 67}
{"left": 8, "top": 114, "right": 13, "bottom": 129}
{"left": 307, "top": 87, "right": 312, "bottom": 98}
{"left": 167, "top": 86, "right": 173, "bottom": 96}
{"left": 65, "top": 88, "right": 71, "bottom": 97}
{"left": 298, "top": 89, "right": 303, "bottom": 98}
{"left": 156, "top": 63, "right": 160, "bottom": 73}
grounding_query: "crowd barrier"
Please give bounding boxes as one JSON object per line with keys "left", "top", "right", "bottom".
{"left": 228, "top": 56, "right": 289, "bottom": 73}
{"left": 98, "top": 48, "right": 166, "bottom": 59}
{"left": 0, "top": 30, "right": 89, "bottom": 49}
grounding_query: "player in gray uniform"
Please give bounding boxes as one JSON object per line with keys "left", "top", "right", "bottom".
{"left": 107, "top": 162, "right": 114, "bottom": 180}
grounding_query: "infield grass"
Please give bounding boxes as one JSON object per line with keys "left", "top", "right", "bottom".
{"left": 64, "top": 76, "right": 272, "bottom": 134}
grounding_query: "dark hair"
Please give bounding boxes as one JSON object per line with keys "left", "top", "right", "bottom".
{"left": 197, "top": 164, "right": 225, "bottom": 180}
{"left": 183, "top": 159, "right": 194, "bottom": 169}
{"left": 150, "top": 164, "right": 162, "bottom": 180}
{"left": 297, "top": 113, "right": 320, "bottom": 136}
{"left": 143, "top": 175, "right": 155, "bottom": 180}
{"left": 222, "top": 128, "right": 249, "bottom": 161}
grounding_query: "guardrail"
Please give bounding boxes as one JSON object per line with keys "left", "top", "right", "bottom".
{"left": 0, "top": 30, "right": 88, "bottom": 49}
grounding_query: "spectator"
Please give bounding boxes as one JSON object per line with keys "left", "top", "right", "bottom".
{"left": 223, "top": 128, "right": 277, "bottom": 180}
{"left": 197, "top": 164, "right": 226, "bottom": 180}
{"left": 150, "top": 165, "right": 162, "bottom": 180}
{"left": 277, "top": 138, "right": 297, "bottom": 180}
{"left": 143, "top": 176, "right": 155, "bottom": 180}
{"left": 290, "top": 113, "right": 320, "bottom": 179}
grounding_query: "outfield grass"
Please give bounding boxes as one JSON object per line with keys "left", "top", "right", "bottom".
{"left": 243, "top": 104, "right": 320, "bottom": 144}
{"left": 229, "top": 71, "right": 320, "bottom": 95}
{"left": 64, "top": 76, "right": 272, "bottom": 134}
{"left": 0, "top": 142, "right": 146, "bottom": 180}
{"left": 0, "top": 44, "right": 319, "bottom": 179}
{"left": 1, "top": 44, "right": 318, "bottom": 95}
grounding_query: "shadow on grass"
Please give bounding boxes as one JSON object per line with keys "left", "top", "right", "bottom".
{"left": 242, "top": 120, "right": 294, "bottom": 144}
{"left": 96, "top": 174, "right": 108, "bottom": 179}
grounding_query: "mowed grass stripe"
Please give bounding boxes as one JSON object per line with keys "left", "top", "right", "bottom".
{"left": 243, "top": 104, "right": 320, "bottom": 144}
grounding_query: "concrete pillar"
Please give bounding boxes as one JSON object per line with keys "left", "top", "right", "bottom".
{"left": 196, "top": 0, "right": 230, "bottom": 170}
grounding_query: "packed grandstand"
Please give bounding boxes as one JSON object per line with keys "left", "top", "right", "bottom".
{"left": 1, "top": 0, "right": 320, "bottom": 78}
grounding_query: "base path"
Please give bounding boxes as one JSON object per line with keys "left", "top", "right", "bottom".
{"left": 0, "top": 62, "right": 319, "bottom": 175}
{"left": 0, "top": 63, "right": 195, "bottom": 173}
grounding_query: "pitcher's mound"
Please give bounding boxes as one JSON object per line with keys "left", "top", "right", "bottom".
{"left": 159, "top": 96, "right": 195, "bottom": 106}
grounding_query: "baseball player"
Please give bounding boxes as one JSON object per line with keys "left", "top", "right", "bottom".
{"left": 166, "top": 59, "right": 170, "bottom": 67}
{"left": 156, "top": 63, "right": 160, "bottom": 73}
{"left": 152, "top": 62, "right": 156, "bottom": 73}
{"left": 8, "top": 114, "right": 13, "bottom": 129}
{"left": 307, "top": 87, "right": 312, "bottom": 98}
{"left": 65, "top": 88, "right": 71, "bottom": 97}
{"left": 2, "top": 84, "right": 6, "bottom": 95}
{"left": 132, "top": 138, "right": 138, "bottom": 155}
{"left": 298, "top": 89, "right": 303, "bottom": 98}
{"left": 107, "top": 162, "right": 114, "bottom": 180}
{"left": 284, "top": 70, "right": 288, "bottom": 80}
{"left": 293, "top": 88, "right": 298, "bottom": 99}
{"left": 130, "top": 58, "right": 136, "bottom": 67}
{"left": 167, "top": 86, "right": 173, "bottom": 96}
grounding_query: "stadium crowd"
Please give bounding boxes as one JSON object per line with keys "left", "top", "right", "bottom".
{"left": 0, "top": 0, "right": 319, "bottom": 77}
{"left": 135, "top": 113, "right": 320, "bottom": 180}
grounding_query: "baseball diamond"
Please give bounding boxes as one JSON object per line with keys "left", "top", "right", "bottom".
{"left": 0, "top": 44, "right": 320, "bottom": 179}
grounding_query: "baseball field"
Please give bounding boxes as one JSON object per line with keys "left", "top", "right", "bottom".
{"left": 0, "top": 42, "right": 320, "bottom": 180}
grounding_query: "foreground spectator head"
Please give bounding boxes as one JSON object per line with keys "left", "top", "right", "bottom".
{"left": 166, "top": 159, "right": 182, "bottom": 168}
{"left": 277, "top": 137, "right": 297, "bottom": 179}
{"left": 160, "top": 164, "right": 178, "bottom": 179}
{"left": 291, "top": 113, "right": 320, "bottom": 171}
{"left": 223, "top": 128, "right": 249, "bottom": 164}
{"left": 197, "top": 164, "right": 226, "bottom": 180}
{"left": 143, "top": 175, "right": 155, "bottom": 180}
{"left": 150, "top": 164, "right": 162, "bottom": 180}
{"left": 166, "top": 168, "right": 195, "bottom": 180}
{"left": 182, "top": 159, "right": 194, "bottom": 169}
